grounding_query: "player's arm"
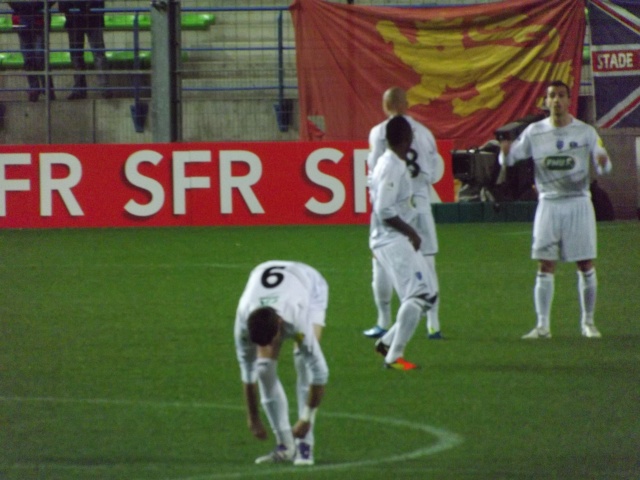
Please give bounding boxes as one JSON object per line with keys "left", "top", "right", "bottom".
{"left": 235, "top": 311, "right": 266, "bottom": 440}
{"left": 243, "top": 382, "right": 268, "bottom": 440}
{"left": 592, "top": 134, "right": 612, "bottom": 175}
{"left": 292, "top": 335, "right": 328, "bottom": 438}
{"left": 414, "top": 129, "right": 439, "bottom": 184}
{"left": 384, "top": 215, "right": 421, "bottom": 251}
{"left": 292, "top": 384, "right": 325, "bottom": 438}
{"left": 499, "top": 126, "right": 532, "bottom": 167}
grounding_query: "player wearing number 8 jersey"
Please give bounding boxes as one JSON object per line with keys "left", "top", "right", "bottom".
{"left": 369, "top": 116, "right": 438, "bottom": 370}
{"left": 364, "top": 87, "right": 444, "bottom": 340}
{"left": 234, "top": 260, "right": 329, "bottom": 466}
{"left": 499, "top": 80, "right": 612, "bottom": 339}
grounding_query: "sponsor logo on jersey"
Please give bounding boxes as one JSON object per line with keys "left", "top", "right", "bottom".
{"left": 259, "top": 296, "right": 279, "bottom": 306}
{"left": 544, "top": 155, "right": 575, "bottom": 170}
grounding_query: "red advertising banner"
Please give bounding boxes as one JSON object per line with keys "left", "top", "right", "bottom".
{"left": 290, "top": 0, "right": 585, "bottom": 149}
{"left": 0, "top": 140, "right": 454, "bottom": 229}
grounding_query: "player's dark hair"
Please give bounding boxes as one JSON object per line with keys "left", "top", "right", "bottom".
{"left": 386, "top": 115, "right": 412, "bottom": 148}
{"left": 548, "top": 80, "right": 571, "bottom": 97}
{"left": 247, "top": 307, "right": 280, "bottom": 346}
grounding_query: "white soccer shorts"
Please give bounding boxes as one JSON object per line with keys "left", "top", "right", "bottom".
{"left": 532, "top": 196, "right": 597, "bottom": 262}
{"left": 372, "top": 237, "right": 434, "bottom": 302}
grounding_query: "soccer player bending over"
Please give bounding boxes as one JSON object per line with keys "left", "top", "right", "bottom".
{"left": 369, "top": 115, "right": 438, "bottom": 370}
{"left": 234, "top": 260, "right": 329, "bottom": 465}
{"left": 499, "top": 80, "right": 612, "bottom": 339}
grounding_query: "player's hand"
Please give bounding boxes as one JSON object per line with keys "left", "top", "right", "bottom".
{"left": 249, "top": 419, "right": 268, "bottom": 440}
{"left": 499, "top": 139, "right": 512, "bottom": 156}
{"left": 408, "top": 231, "right": 421, "bottom": 251}
{"left": 595, "top": 154, "right": 611, "bottom": 175}
{"left": 292, "top": 419, "right": 311, "bottom": 438}
{"left": 596, "top": 154, "right": 607, "bottom": 166}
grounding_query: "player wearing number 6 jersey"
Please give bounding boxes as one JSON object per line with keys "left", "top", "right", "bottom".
{"left": 234, "top": 260, "right": 329, "bottom": 466}
{"left": 499, "top": 80, "right": 612, "bottom": 340}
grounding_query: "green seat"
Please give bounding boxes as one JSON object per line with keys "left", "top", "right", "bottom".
{"left": 2, "top": 53, "right": 24, "bottom": 68}
{"left": 0, "top": 15, "right": 13, "bottom": 33}
{"left": 48, "top": 51, "right": 71, "bottom": 67}
{"left": 50, "top": 14, "right": 66, "bottom": 31}
{"left": 106, "top": 50, "right": 151, "bottom": 67}
{"left": 181, "top": 13, "right": 216, "bottom": 30}
{"left": 104, "top": 14, "right": 151, "bottom": 31}
{"left": 102, "top": 13, "right": 215, "bottom": 31}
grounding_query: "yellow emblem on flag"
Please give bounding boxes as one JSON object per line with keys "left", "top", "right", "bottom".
{"left": 376, "top": 15, "right": 574, "bottom": 117}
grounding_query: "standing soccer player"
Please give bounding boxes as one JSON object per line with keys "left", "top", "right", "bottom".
{"left": 499, "top": 80, "right": 612, "bottom": 339}
{"left": 363, "top": 87, "right": 444, "bottom": 340}
{"left": 234, "top": 260, "right": 329, "bottom": 465}
{"left": 369, "top": 116, "right": 438, "bottom": 370}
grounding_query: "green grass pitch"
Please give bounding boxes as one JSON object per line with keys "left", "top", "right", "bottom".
{"left": 1, "top": 221, "right": 639, "bottom": 480}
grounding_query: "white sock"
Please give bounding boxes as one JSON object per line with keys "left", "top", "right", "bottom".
{"left": 380, "top": 323, "right": 397, "bottom": 346}
{"left": 534, "top": 272, "right": 554, "bottom": 331}
{"left": 372, "top": 258, "right": 393, "bottom": 329}
{"left": 578, "top": 268, "right": 597, "bottom": 327}
{"left": 385, "top": 297, "right": 425, "bottom": 363}
{"left": 426, "top": 296, "right": 440, "bottom": 333}
{"left": 293, "top": 350, "right": 314, "bottom": 446}
{"left": 256, "top": 358, "right": 294, "bottom": 449}
{"left": 424, "top": 255, "right": 440, "bottom": 333}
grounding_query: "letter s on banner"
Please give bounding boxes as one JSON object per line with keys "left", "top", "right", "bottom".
{"left": 124, "top": 150, "right": 165, "bottom": 217}
{"left": 305, "top": 148, "right": 345, "bottom": 215}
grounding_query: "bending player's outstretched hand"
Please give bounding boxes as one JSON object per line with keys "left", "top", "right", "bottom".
{"left": 249, "top": 418, "right": 268, "bottom": 440}
{"left": 292, "top": 419, "right": 311, "bottom": 438}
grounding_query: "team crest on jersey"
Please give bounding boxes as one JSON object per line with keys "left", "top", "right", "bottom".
{"left": 415, "top": 271, "right": 423, "bottom": 280}
{"left": 556, "top": 139, "right": 564, "bottom": 150}
{"left": 544, "top": 155, "right": 575, "bottom": 170}
{"left": 259, "top": 296, "right": 279, "bottom": 306}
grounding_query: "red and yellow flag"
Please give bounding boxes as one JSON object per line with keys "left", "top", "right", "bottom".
{"left": 290, "top": 0, "right": 585, "bottom": 148}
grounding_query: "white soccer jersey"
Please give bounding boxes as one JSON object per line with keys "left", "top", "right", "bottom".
{"left": 234, "top": 260, "right": 329, "bottom": 385}
{"left": 369, "top": 149, "right": 416, "bottom": 250}
{"left": 499, "top": 117, "right": 610, "bottom": 200}
{"left": 368, "top": 115, "right": 442, "bottom": 254}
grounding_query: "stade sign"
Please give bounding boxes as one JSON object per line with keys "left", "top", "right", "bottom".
{"left": 0, "top": 141, "right": 453, "bottom": 229}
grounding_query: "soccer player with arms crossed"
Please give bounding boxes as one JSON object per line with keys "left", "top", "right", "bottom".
{"left": 499, "top": 80, "right": 612, "bottom": 339}
{"left": 234, "top": 260, "right": 329, "bottom": 465}
{"left": 369, "top": 116, "right": 438, "bottom": 370}
{"left": 363, "top": 87, "right": 444, "bottom": 340}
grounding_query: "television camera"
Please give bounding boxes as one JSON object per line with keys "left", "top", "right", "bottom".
{"left": 451, "top": 113, "right": 545, "bottom": 202}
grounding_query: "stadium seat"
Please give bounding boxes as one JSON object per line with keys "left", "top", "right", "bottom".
{"left": 50, "top": 14, "right": 66, "bottom": 31}
{"left": 1, "top": 52, "right": 24, "bottom": 68}
{"left": 0, "top": 50, "right": 153, "bottom": 69}
{"left": 0, "top": 11, "right": 214, "bottom": 33}
{"left": 106, "top": 50, "right": 152, "bottom": 68}
{"left": 104, "top": 14, "right": 152, "bottom": 31}
{"left": 103, "top": 13, "right": 215, "bottom": 31}
{"left": 0, "top": 16, "right": 12, "bottom": 33}
{"left": 181, "top": 13, "right": 216, "bottom": 30}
